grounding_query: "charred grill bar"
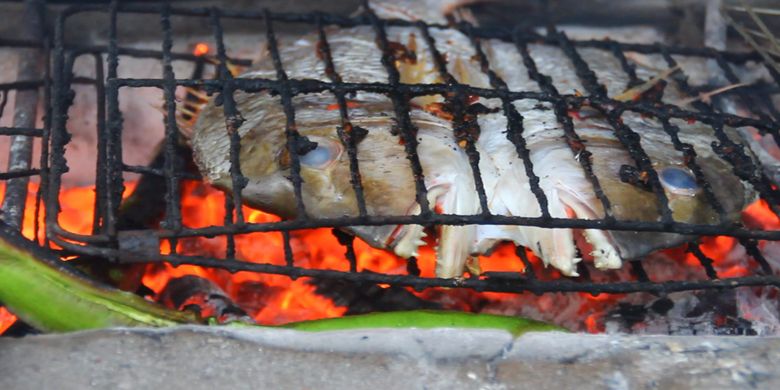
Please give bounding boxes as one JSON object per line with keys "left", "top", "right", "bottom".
{"left": 0, "top": 0, "right": 46, "bottom": 230}
{"left": 0, "top": 0, "right": 50, "bottom": 244}
{"left": 0, "top": 0, "right": 773, "bottom": 295}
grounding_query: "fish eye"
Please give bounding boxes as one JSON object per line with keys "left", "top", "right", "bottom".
{"left": 299, "top": 139, "right": 340, "bottom": 169}
{"left": 659, "top": 166, "right": 699, "bottom": 196}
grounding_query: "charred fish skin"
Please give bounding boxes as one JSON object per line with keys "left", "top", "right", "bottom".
{"left": 191, "top": 0, "right": 757, "bottom": 278}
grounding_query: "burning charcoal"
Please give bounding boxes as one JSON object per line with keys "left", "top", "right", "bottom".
{"left": 612, "top": 303, "right": 648, "bottom": 329}
{"left": 605, "top": 289, "right": 763, "bottom": 335}
{"left": 67, "top": 256, "right": 148, "bottom": 294}
{"left": 649, "top": 297, "right": 674, "bottom": 315}
{"left": 685, "top": 290, "right": 738, "bottom": 319}
{"left": 311, "top": 278, "right": 441, "bottom": 315}
{"left": 406, "top": 258, "right": 421, "bottom": 276}
{"left": 735, "top": 286, "right": 780, "bottom": 335}
{"left": 684, "top": 290, "right": 757, "bottom": 335}
{"left": 233, "top": 281, "right": 283, "bottom": 317}
{"left": 715, "top": 317, "right": 757, "bottom": 336}
{"left": 604, "top": 300, "right": 649, "bottom": 333}
{"left": 160, "top": 275, "right": 254, "bottom": 324}
{"left": 118, "top": 141, "right": 197, "bottom": 231}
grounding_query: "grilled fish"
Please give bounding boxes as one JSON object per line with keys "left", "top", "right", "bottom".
{"left": 191, "top": 0, "right": 757, "bottom": 277}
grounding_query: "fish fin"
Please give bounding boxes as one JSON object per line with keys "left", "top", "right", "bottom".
{"left": 542, "top": 189, "right": 581, "bottom": 277}
{"left": 556, "top": 183, "right": 622, "bottom": 270}
{"left": 433, "top": 182, "right": 480, "bottom": 278}
{"left": 170, "top": 55, "right": 248, "bottom": 144}
{"left": 473, "top": 225, "right": 504, "bottom": 254}
{"left": 393, "top": 222, "right": 427, "bottom": 259}
{"left": 489, "top": 169, "right": 580, "bottom": 276}
{"left": 583, "top": 229, "right": 622, "bottom": 270}
{"left": 465, "top": 256, "right": 481, "bottom": 276}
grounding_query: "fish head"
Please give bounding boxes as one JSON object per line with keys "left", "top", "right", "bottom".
{"left": 657, "top": 159, "right": 746, "bottom": 224}
{"left": 193, "top": 91, "right": 426, "bottom": 254}
{"left": 595, "top": 140, "right": 754, "bottom": 259}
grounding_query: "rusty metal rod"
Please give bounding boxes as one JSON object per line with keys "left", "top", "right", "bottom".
{"left": 1, "top": 0, "right": 46, "bottom": 229}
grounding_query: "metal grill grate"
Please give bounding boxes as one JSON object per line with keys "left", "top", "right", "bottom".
{"left": 29, "top": 0, "right": 780, "bottom": 295}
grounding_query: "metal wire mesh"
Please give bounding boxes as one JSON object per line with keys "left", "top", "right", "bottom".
{"left": 38, "top": 0, "right": 780, "bottom": 295}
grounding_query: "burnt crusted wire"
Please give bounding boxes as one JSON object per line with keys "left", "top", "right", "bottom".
{"left": 366, "top": 5, "right": 432, "bottom": 216}
{"left": 315, "top": 14, "right": 364, "bottom": 272}
{"left": 262, "top": 8, "right": 306, "bottom": 219}
{"left": 512, "top": 31, "right": 616, "bottom": 222}
{"left": 209, "top": 8, "right": 245, "bottom": 260}
{"left": 36, "top": 1, "right": 780, "bottom": 295}
{"left": 106, "top": 1, "right": 123, "bottom": 239}
{"left": 551, "top": 30, "right": 675, "bottom": 225}
{"left": 415, "top": 21, "right": 490, "bottom": 214}
{"left": 0, "top": 84, "right": 45, "bottom": 181}
{"left": 315, "top": 14, "right": 369, "bottom": 217}
{"left": 160, "top": 5, "right": 183, "bottom": 256}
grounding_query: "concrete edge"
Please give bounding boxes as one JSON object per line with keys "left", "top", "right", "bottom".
{"left": 7, "top": 325, "right": 777, "bottom": 361}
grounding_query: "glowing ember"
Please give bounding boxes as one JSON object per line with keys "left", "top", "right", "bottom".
{"left": 0, "top": 178, "right": 778, "bottom": 333}
{"left": 192, "top": 43, "right": 210, "bottom": 57}
{"left": 0, "top": 307, "right": 16, "bottom": 334}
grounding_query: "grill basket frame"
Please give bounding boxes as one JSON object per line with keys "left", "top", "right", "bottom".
{"left": 6, "top": 0, "right": 778, "bottom": 296}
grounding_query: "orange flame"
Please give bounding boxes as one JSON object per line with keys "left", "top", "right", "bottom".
{"left": 0, "top": 178, "right": 778, "bottom": 333}
{"left": 0, "top": 307, "right": 16, "bottom": 334}
{"left": 0, "top": 181, "right": 136, "bottom": 332}
{"left": 584, "top": 313, "right": 602, "bottom": 333}
{"left": 193, "top": 43, "right": 210, "bottom": 57}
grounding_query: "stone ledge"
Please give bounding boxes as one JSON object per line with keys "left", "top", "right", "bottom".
{"left": 1, "top": 326, "right": 779, "bottom": 389}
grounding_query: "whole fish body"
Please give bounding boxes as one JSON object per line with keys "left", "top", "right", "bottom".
{"left": 192, "top": 0, "right": 756, "bottom": 278}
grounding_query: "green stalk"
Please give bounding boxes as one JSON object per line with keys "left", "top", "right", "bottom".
{"left": 0, "top": 223, "right": 199, "bottom": 332}
{"left": 278, "top": 310, "right": 564, "bottom": 336}
{"left": 0, "top": 222, "right": 562, "bottom": 334}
